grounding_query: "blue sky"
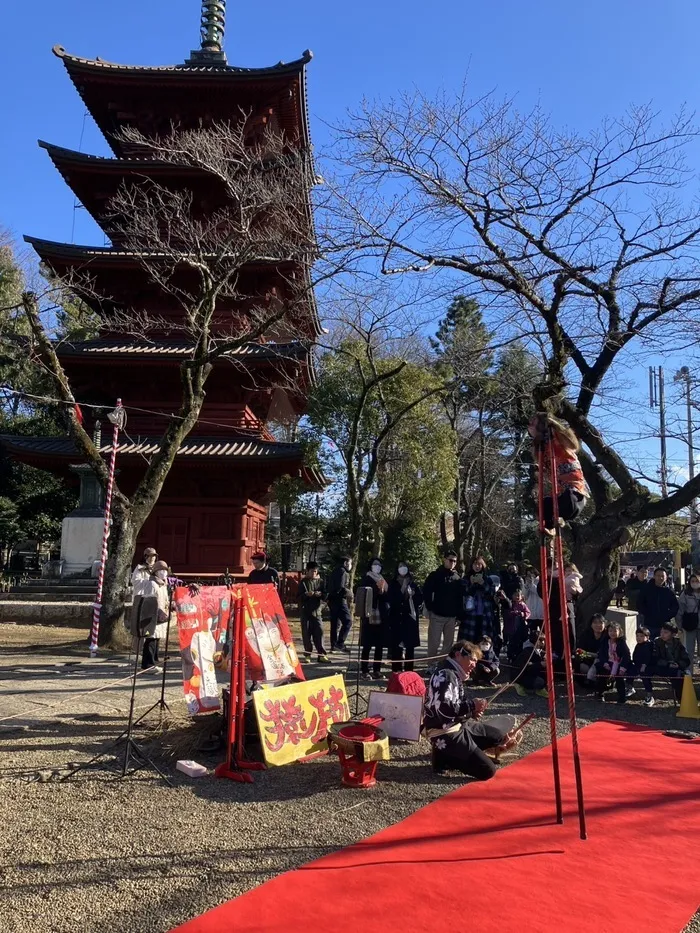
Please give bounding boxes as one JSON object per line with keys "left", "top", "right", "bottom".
{"left": 1, "top": 0, "right": 699, "bottom": 485}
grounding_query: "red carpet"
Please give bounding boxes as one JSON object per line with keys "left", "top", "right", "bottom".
{"left": 175, "top": 722, "right": 700, "bottom": 933}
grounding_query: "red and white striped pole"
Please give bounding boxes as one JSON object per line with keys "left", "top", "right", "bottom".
{"left": 89, "top": 399, "right": 125, "bottom": 656}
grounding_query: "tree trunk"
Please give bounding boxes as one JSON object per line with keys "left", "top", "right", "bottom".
{"left": 570, "top": 515, "right": 625, "bottom": 634}
{"left": 100, "top": 503, "right": 138, "bottom": 648}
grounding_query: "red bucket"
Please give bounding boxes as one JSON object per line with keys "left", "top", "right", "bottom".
{"left": 335, "top": 722, "right": 380, "bottom": 788}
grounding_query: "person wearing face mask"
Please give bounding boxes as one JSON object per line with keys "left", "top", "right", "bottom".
{"left": 357, "top": 557, "right": 390, "bottom": 679}
{"left": 388, "top": 562, "right": 424, "bottom": 672}
{"left": 636, "top": 567, "right": 679, "bottom": 639}
{"left": 676, "top": 573, "right": 700, "bottom": 664}
{"left": 327, "top": 555, "right": 354, "bottom": 652}
{"left": 129, "top": 547, "right": 169, "bottom": 672}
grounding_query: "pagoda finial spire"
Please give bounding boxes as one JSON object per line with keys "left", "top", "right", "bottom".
{"left": 187, "top": 1, "right": 227, "bottom": 65}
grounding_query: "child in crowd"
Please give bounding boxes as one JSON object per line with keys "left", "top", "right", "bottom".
{"left": 513, "top": 626, "right": 548, "bottom": 697}
{"left": 593, "top": 621, "right": 631, "bottom": 703}
{"left": 631, "top": 626, "right": 656, "bottom": 707}
{"left": 472, "top": 635, "right": 500, "bottom": 685}
{"left": 503, "top": 588, "right": 531, "bottom": 645}
{"left": 506, "top": 600, "right": 534, "bottom": 663}
{"left": 654, "top": 621, "right": 691, "bottom": 702}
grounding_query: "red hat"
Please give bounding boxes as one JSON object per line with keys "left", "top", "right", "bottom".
{"left": 251, "top": 550, "right": 267, "bottom": 561}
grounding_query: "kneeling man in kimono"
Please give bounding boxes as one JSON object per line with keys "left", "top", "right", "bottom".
{"left": 424, "top": 640, "right": 514, "bottom": 780}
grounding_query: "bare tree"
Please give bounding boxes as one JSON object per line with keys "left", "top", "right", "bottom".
{"left": 325, "top": 90, "right": 700, "bottom": 624}
{"left": 307, "top": 286, "right": 451, "bottom": 576}
{"left": 9, "top": 122, "right": 316, "bottom": 643}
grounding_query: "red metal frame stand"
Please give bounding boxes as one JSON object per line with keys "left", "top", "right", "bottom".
{"left": 215, "top": 594, "right": 265, "bottom": 782}
{"left": 547, "top": 434, "right": 588, "bottom": 840}
{"left": 537, "top": 443, "right": 564, "bottom": 825}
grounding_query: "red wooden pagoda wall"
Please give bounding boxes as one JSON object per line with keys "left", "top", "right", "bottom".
{"left": 135, "top": 498, "right": 267, "bottom": 576}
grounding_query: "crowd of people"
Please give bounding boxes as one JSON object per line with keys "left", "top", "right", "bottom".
{"left": 126, "top": 545, "right": 698, "bottom": 781}
{"left": 128, "top": 547, "right": 699, "bottom": 708}
{"left": 288, "top": 551, "right": 699, "bottom": 709}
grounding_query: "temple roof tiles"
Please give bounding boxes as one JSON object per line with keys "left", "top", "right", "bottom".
{"left": 24, "top": 235, "right": 303, "bottom": 268}
{"left": 57, "top": 336, "right": 311, "bottom": 361}
{"left": 1, "top": 433, "right": 307, "bottom": 461}
{"left": 53, "top": 45, "right": 313, "bottom": 77}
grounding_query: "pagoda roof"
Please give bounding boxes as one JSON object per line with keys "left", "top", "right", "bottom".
{"left": 53, "top": 45, "right": 313, "bottom": 79}
{"left": 56, "top": 336, "right": 311, "bottom": 362}
{"left": 24, "top": 235, "right": 322, "bottom": 338}
{"left": 39, "top": 140, "right": 204, "bottom": 174}
{"left": 24, "top": 235, "right": 299, "bottom": 269}
{"left": 36, "top": 141, "right": 314, "bottom": 246}
{"left": 53, "top": 45, "right": 312, "bottom": 159}
{"left": 0, "top": 433, "right": 325, "bottom": 488}
{"left": 0, "top": 433, "right": 305, "bottom": 460}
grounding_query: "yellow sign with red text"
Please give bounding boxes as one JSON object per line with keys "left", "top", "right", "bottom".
{"left": 252, "top": 675, "right": 350, "bottom": 766}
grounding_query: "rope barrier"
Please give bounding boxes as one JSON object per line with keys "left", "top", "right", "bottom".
{"left": 0, "top": 666, "right": 168, "bottom": 725}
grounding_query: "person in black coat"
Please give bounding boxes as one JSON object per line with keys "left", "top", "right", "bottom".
{"left": 327, "top": 555, "right": 353, "bottom": 652}
{"left": 388, "top": 561, "right": 423, "bottom": 672}
{"left": 356, "top": 557, "right": 391, "bottom": 679}
{"left": 592, "top": 622, "right": 632, "bottom": 703}
{"left": 423, "top": 550, "right": 462, "bottom": 659}
{"left": 614, "top": 575, "right": 626, "bottom": 608}
{"left": 500, "top": 564, "right": 524, "bottom": 601}
{"left": 247, "top": 550, "right": 280, "bottom": 588}
{"left": 625, "top": 567, "right": 649, "bottom": 613}
{"left": 636, "top": 568, "right": 679, "bottom": 638}
{"left": 630, "top": 626, "right": 656, "bottom": 707}
{"left": 297, "top": 561, "right": 330, "bottom": 663}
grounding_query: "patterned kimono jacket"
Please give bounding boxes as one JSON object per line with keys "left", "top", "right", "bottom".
{"left": 423, "top": 657, "right": 477, "bottom": 738}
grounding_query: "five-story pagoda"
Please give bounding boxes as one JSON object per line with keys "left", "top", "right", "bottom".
{"left": 3, "top": 2, "right": 323, "bottom": 576}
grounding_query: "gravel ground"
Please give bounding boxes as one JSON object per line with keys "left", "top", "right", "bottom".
{"left": 1, "top": 622, "right": 699, "bottom": 933}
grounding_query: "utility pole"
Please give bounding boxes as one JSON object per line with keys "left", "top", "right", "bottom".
{"left": 675, "top": 366, "right": 698, "bottom": 557}
{"left": 649, "top": 365, "right": 669, "bottom": 497}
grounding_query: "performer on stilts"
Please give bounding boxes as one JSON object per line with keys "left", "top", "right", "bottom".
{"left": 529, "top": 407, "right": 589, "bottom": 839}
{"left": 528, "top": 414, "right": 590, "bottom": 535}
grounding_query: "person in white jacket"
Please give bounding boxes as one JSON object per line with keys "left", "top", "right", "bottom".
{"left": 129, "top": 549, "right": 170, "bottom": 672}
{"left": 523, "top": 570, "right": 544, "bottom": 624}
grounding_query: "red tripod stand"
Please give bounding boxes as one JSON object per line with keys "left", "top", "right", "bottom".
{"left": 536, "top": 416, "right": 587, "bottom": 840}
{"left": 215, "top": 595, "right": 265, "bottom": 783}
